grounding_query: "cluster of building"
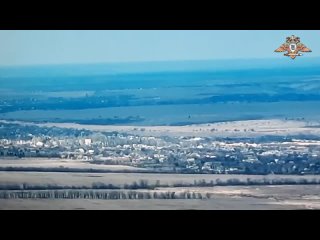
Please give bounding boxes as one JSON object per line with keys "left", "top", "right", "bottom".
{"left": 1, "top": 122, "right": 320, "bottom": 174}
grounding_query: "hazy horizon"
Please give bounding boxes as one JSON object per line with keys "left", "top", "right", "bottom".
{"left": 0, "top": 30, "right": 318, "bottom": 66}
{"left": 1, "top": 56, "right": 320, "bottom": 79}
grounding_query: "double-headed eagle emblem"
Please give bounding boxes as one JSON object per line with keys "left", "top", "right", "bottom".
{"left": 275, "top": 35, "right": 311, "bottom": 59}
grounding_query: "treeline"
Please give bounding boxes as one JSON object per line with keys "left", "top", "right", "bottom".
{"left": 0, "top": 180, "right": 163, "bottom": 191}
{"left": 4, "top": 90, "right": 320, "bottom": 115}
{"left": 178, "top": 177, "right": 320, "bottom": 187}
{"left": 0, "top": 183, "right": 117, "bottom": 191}
{"left": 0, "top": 190, "right": 208, "bottom": 200}
{"left": 1, "top": 177, "right": 320, "bottom": 191}
{"left": 131, "top": 177, "right": 320, "bottom": 188}
{"left": 0, "top": 166, "right": 150, "bottom": 174}
{"left": 0, "top": 180, "right": 152, "bottom": 191}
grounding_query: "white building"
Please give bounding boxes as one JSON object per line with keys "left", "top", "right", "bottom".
{"left": 84, "top": 139, "right": 92, "bottom": 146}
{"left": 36, "top": 141, "right": 44, "bottom": 147}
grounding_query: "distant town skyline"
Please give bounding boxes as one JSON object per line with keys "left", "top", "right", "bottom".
{"left": 0, "top": 30, "right": 319, "bottom": 66}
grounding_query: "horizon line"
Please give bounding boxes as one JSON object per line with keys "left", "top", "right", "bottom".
{"left": 1, "top": 56, "right": 319, "bottom": 68}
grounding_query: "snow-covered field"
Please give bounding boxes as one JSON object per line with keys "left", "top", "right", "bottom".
{"left": 2, "top": 119, "right": 320, "bottom": 137}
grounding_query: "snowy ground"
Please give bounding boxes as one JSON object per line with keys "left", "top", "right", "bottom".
{"left": 2, "top": 119, "right": 319, "bottom": 137}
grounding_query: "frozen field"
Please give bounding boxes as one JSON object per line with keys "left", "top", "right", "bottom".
{"left": 2, "top": 119, "right": 320, "bottom": 137}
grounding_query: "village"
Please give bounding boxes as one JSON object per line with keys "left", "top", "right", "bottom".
{"left": 1, "top": 122, "right": 320, "bottom": 175}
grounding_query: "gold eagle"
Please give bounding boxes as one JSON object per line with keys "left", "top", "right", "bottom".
{"left": 275, "top": 35, "right": 312, "bottom": 59}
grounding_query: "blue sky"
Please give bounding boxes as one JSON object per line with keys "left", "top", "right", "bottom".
{"left": 0, "top": 30, "right": 318, "bottom": 66}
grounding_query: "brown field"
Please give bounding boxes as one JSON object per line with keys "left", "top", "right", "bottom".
{"left": 1, "top": 166, "right": 320, "bottom": 209}
{"left": 1, "top": 171, "right": 320, "bottom": 188}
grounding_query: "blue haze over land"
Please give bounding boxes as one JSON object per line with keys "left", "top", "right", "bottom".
{"left": 0, "top": 58, "right": 320, "bottom": 125}
{"left": 0, "top": 30, "right": 319, "bottom": 125}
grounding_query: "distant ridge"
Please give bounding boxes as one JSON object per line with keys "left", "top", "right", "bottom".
{"left": 1, "top": 57, "right": 320, "bottom": 78}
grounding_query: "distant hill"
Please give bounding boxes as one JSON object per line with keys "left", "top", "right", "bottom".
{"left": 1, "top": 57, "right": 320, "bottom": 78}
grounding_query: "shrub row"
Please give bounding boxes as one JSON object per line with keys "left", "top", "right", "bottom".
{"left": 0, "top": 190, "right": 208, "bottom": 200}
